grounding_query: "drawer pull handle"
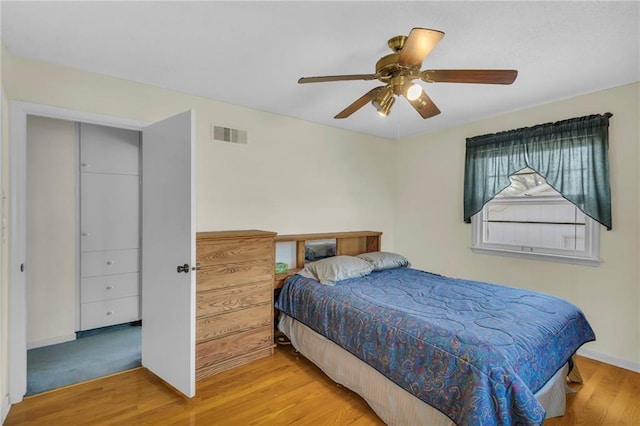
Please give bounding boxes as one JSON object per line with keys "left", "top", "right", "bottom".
{"left": 106, "top": 285, "right": 114, "bottom": 290}
{"left": 81, "top": 232, "right": 90, "bottom": 237}
{"left": 81, "top": 163, "right": 90, "bottom": 168}
{"left": 106, "top": 311, "right": 114, "bottom": 316}
{"left": 106, "top": 260, "right": 113, "bottom": 265}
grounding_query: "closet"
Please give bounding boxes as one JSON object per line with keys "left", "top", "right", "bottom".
{"left": 79, "top": 123, "right": 141, "bottom": 330}
{"left": 26, "top": 117, "right": 141, "bottom": 347}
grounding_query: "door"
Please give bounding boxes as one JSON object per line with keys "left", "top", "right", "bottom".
{"left": 141, "top": 110, "right": 196, "bottom": 397}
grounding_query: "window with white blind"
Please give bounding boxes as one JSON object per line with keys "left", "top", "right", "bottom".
{"left": 471, "top": 168, "right": 600, "bottom": 265}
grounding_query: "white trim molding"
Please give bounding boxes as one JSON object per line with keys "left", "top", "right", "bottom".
{"left": 26, "top": 333, "right": 77, "bottom": 350}
{"left": 7, "top": 100, "right": 149, "bottom": 405}
{"left": 11, "top": 102, "right": 149, "bottom": 131}
{"left": 1, "top": 87, "right": 8, "bottom": 425}
{"left": 578, "top": 348, "right": 640, "bottom": 374}
{"left": 8, "top": 101, "right": 28, "bottom": 403}
{"left": 1, "top": 394, "right": 10, "bottom": 424}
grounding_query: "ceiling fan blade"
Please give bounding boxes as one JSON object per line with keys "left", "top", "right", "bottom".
{"left": 335, "top": 86, "right": 385, "bottom": 119}
{"left": 406, "top": 91, "right": 441, "bottom": 119}
{"left": 397, "top": 28, "right": 445, "bottom": 67}
{"left": 298, "top": 74, "right": 378, "bottom": 84}
{"left": 421, "top": 69, "right": 518, "bottom": 84}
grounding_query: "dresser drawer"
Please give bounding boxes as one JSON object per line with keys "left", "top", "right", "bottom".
{"left": 196, "top": 325, "right": 272, "bottom": 370}
{"left": 197, "top": 303, "right": 272, "bottom": 343}
{"left": 197, "top": 281, "right": 272, "bottom": 317}
{"left": 197, "top": 237, "right": 274, "bottom": 266}
{"left": 197, "top": 260, "right": 273, "bottom": 291}
{"left": 81, "top": 249, "right": 139, "bottom": 277}
{"left": 80, "top": 296, "right": 140, "bottom": 330}
{"left": 81, "top": 273, "right": 139, "bottom": 303}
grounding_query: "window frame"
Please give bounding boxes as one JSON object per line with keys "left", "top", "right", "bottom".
{"left": 471, "top": 195, "right": 601, "bottom": 266}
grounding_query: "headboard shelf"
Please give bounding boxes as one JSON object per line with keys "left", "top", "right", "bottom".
{"left": 274, "top": 230, "right": 382, "bottom": 242}
{"left": 273, "top": 230, "right": 382, "bottom": 289}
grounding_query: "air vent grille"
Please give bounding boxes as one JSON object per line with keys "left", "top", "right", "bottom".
{"left": 211, "top": 125, "right": 247, "bottom": 144}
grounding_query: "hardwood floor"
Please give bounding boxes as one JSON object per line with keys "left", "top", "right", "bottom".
{"left": 5, "top": 348, "right": 640, "bottom": 425}
{"left": 546, "top": 355, "right": 640, "bottom": 426}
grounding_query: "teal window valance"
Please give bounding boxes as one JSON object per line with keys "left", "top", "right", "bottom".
{"left": 463, "top": 113, "right": 613, "bottom": 230}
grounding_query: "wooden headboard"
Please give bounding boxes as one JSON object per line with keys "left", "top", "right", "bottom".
{"left": 273, "top": 230, "right": 382, "bottom": 289}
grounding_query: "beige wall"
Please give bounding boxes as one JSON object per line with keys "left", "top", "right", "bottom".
{"left": 0, "top": 48, "right": 397, "bottom": 351}
{"left": 26, "top": 116, "right": 77, "bottom": 346}
{"left": 1, "top": 49, "right": 397, "bottom": 240}
{"left": 395, "top": 83, "right": 640, "bottom": 367}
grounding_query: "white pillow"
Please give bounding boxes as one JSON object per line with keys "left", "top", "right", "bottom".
{"left": 356, "top": 251, "right": 410, "bottom": 271}
{"left": 298, "top": 256, "right": 374, "bottom": 286}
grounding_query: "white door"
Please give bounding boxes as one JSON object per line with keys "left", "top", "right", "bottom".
{"left": 141, "top": 110, "right": 196, "bottom": 397}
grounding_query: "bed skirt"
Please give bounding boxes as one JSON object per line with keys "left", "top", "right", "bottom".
{"left": 278, "top": 313, "right": 569, "bottom": 426}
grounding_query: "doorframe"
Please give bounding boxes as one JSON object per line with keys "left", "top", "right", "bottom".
{"left": 1, "top": 87, "right": 8, "bottom": 424}
{"left": 8, "top": 101, "right": 149, "bottom": 404}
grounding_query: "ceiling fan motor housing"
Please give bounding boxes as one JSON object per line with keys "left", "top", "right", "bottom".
{"left": 375, "top": 53, "right": 421, "bottom": 81}
{"left": 375, "top": 54, "right": 421, "bottom": 98}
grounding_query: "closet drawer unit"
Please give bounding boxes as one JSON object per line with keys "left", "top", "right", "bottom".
{"left": 197, "top": 237, "right": 274, "bottom": 266}
{"left": 196, "top": 260, "right": 273, "bottom": 292}
{"left": 195, "top": 325, "right": 273, "bottom": 371}
{"left": 196, "top": 303, "right": 273, "bottom": 343}
{"left": 81, "top": 273, "right": 139, "bottom": 303}
{"left": 196, "top": 281, "right": 272, "bottom": 317}
{"left": 81, "top": 249, "right": 139, "bottom": 277}
{"left": 80, "top": 296, "right": 140, "bottom": 330}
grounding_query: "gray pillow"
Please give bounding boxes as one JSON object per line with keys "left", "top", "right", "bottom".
{"left": 298, "top": 255, "right": 374, "bottom": 286}
{"left": 356, "top": 251, "right": 410, "bottom": 271}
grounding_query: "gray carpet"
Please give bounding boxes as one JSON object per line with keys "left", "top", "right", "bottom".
{"left": 27, "top": 323, "right": 141, "bottom": 395}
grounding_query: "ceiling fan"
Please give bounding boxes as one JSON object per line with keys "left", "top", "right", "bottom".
{"left": 298, "top": 28, "right": 517, "bottom": 119}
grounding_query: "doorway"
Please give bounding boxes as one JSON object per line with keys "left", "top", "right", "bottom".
{"left": 25, "top": 115, "right": 142, "bottom": 395}
{"left": 8, "top": 102, "right": 197, "bottom": 405}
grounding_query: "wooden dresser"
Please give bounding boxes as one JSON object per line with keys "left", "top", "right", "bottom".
{"left": 195, "top": 230, "right": 276, "bottom": 380}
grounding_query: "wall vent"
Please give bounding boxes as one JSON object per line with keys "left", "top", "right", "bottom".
{"left": 211, "top": 125, "right": 247, "bottom": 144}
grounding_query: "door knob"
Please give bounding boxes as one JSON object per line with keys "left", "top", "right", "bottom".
{"left": 177, "top": 264, "right": 190, "bottom": 273}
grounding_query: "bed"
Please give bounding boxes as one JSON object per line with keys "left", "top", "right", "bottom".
{"left": 274, "top": 244, "right": 595, "bottom": 426}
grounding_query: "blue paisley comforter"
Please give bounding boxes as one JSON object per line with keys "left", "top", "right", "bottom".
{"left": 275, "top": 268, "right": 595, "bottom": 426}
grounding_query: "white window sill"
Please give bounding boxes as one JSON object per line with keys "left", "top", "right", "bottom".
{"left": 470, "top": 246, "right": 601, "bottom": 267}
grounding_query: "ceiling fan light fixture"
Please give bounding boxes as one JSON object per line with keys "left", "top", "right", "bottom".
{"left": 377, "top": 96, "right": 395, "bottom": 117}
{"left": 405, "top": 82, "right": 423, "bottom": 101}
{"left": 372, "top": 86, "right": 394, "bottom": 111}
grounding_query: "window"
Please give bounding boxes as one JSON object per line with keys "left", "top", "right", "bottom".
{"left": 463, "top": 113, "right": 612, "bottom": 265}
{"left": 471, "top": 168, "right": 600, "bottom": 265}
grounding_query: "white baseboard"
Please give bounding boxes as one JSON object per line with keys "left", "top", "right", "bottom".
{"left": 578, "top": 348, "right": 640, "bottom": 373}
{"left": 27, "top": 333, "right": 76, "bottom": 350}
{"left": 2, "top": 393, "right": 10, "bottom": 424}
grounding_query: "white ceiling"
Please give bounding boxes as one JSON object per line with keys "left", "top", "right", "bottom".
{"left": 2, "top": 1, "right": 639, "bottom": 139}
